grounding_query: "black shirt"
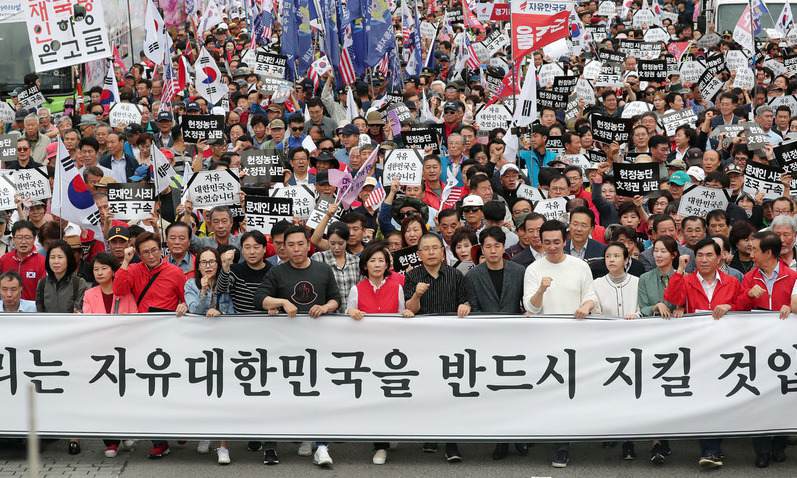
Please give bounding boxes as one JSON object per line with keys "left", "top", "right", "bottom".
{"left": 404, "top": 263, "right": 468, "bottom": 314}
{"left": 487, "top": 268, "right": 503, "bottom": 298}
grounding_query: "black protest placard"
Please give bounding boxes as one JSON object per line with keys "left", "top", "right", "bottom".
{"left": 785, "top": 54, "right": 797, "bottom": 76}
{"left": 775, "top": 140, "right": 797, "bottom": 173}
{"left": 181, "top": 115, "right": 225, "bottom": 143}
{"left": 637, "top": 59, "right": 668, "bottom": 81}
{"left": 244, "top": 195, "right": 293, "bottom": 234}
{"left": 0, "top": 134, "right": 17, "bottom": 165}
{"left": 612, "top": 163, "right": 660, "bottom": 197}
{"left": 254, "top": 51, "right": 288, "bottom": 78}
{"left": 661, "top": 109, "right": 698, "bottom": 136}
{"left": 405, "top": 128, "right": 440, "bottom": 154}
{"left": 393, "top": 245, "right": 421, "bottom": 272}
{"left": 704, "top": 53, "right": 729, "bottom": 76}
{"left": 552, "top": 75, "right": 578, "bottom": 95}
{"left": 746, "top": 125, "right": 770, "bottom": 151}
{"left": 588, "top": 149, "right": 607, "bottom": 164}
{"left": 537, "top": 89, "right": 569, "bottom": 110}
{"left": 598, "top": 49, "right": 625, "bottom": 63}
{"left": 240, "top": 149, "right": 285, "bottom": 187}
{"left": 698, "top": 68, "right": 724, "bottom": 102}
{"left": 744, "top": 162, "right": 784, "bottom": 199}
{"left": 591, "top": 115, "right": 632, "bottom": 144}
{"left": 17, "top": 85, "right": 45, "bottom": 111}
{"left": 108, "top": 184, "right": 156, "bottom": 221}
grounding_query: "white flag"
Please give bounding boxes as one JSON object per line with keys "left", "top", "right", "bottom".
{"left": 513, "top": 66, "right": 538, "bottom": 127}
{"left": 102, "top": 60, "right": 120, "bottom": 105}
{"left": 346, "top": 87, "right": 358, "bottom": 122}
{"left": 51, "top": 138, "right": 104, "bottom": 241}
{"left": 777, "top": 0, "right": 794, "bottom": 35}
{"left": 304, "top": 105, "right": 311, "bottom": 123}
{"left": 733, "top": 6, "right": 755, "bottom": 54}
{"left": 419, "top": 89, "right": 436, "bottom": 122}
{"left": 197, "top": 0, "right": 224, "bottom": 38}
{"left": 194, "top": 48, "right": 229, "bottom": 105}
{"left": 151, "top": 144, "right": 178, "bottom": 195}
{"left": 144, "top": 0, "right": 166, "bottom": 64}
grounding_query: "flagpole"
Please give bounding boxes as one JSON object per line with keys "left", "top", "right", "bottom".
{"left": 750, "top": 0, "right": 757, "bottom": 61}
{"left": 510, "top": 1, "right": 516, "bottom": 117}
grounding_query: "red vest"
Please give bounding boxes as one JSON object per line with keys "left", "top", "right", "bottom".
{"left": 355, "top": 277, "right": 400, "bottom": 313}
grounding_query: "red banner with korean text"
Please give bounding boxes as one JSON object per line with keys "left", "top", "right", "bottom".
{"left": 511, "top": 9, "right": 570, "bottom": 60}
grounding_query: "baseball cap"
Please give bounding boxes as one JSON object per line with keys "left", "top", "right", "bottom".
{"left": 315, "top": 170, "right": 331, "bottom": 185}
{"left": 130, "top": 164, "right": 151, "bottom": 182}
{"left": 340, "top": 124, "right": 359, "bottom": 136}
{"left": 462, "top": 195, "right": 484, "bottom": 208}
{"left": 364, "top": 176, "right": 378, "bottom": 188}
{"left": 312, "top": 151, "right": 340, "bottom": 169}
{"left": 686, "top": 147, "right": 703, "bottom": 165}
{"left": 268, "top": 119, "right": 285, "bottom": 129}
{"left": 157, "top": 111, "right": 173, "bottom": 122}
{"left": 186, "top": 101, "right": 200, "bottom": 112}
{"left": 108, "top": 226, "right": 130, "bottom": 241}
{"left": 366, "top": 110, "right": 385, "bottom": 125}
{"left": 726, "top": 163, "right": 743, "bottom": 175}
{"left": 667, "top": 158, "right": 687, "bottom": 170}
{"left": 668, "top": 170, "right": 690, "bottom": 186}
{"left": 499, "top": 163, "right": 520, "bottom": 176}
{"left": 46, "top": 142, "right": 58, "bottom": 159}
{"left": 686, "top": 166, "right": 706, "bottom": 182}
{"left": 124, "top": 123, "right": 143, "bottom": 135}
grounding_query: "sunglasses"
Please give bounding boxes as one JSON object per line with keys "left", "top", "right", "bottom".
{"left": 320, "top": 147, "right": 335, "bottom": 153}
{"left": 17, "top": 147, "right": 29, "bottom": 151}
{"left": 291, "top": 127, "right": 303, "bottom": 132}
{"left": 462, "top": 207, "right": 481, "bottom": 213}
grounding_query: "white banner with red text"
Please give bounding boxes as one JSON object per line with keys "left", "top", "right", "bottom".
{"left": 0, "top": 313, "right": 795, "bottom": 440}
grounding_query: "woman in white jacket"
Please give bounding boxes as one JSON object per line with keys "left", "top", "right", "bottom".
{"left": 593, "top": 242, "right": 640, "bottom": 320}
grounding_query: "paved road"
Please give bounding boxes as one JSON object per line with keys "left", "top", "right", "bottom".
{"left": 2, "top": 438, "right": 796, "bottom": 477}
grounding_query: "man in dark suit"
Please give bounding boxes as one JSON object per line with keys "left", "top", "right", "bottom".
{"left": 564, "top": 206, "right": 606, "bottom": 261}
{"left": 511, "top": 212, "right": 546, "bottom": 268}
{"left": 99, "top": 132, "right": 137, "bottom": 183}
{"left": 463, "top": 226, "right": 527, "bottom": 460}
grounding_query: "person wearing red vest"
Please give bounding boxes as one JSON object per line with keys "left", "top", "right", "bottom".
{"left": 737, "top": 231, "right": 797, "bottom": 318}
{"left": 0, "top": 221, "right": 45, "bottom": 301}
{"left": 346, "top": 242, "right": 408, "bottom": 465}
{"left": 664, "top": 238, "right": 742, "bottom": 319}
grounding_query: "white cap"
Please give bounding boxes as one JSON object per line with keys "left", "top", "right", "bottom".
{"left": 217, "top": 22, "right": 229, "bottom": 31}
{"left": 364, "top": 176, "right": 378, "bottom": 188}
{"left": 686, "top": 166, "right": 705, "bottom": 182}
{"left": 462, "top": 195, "right": 484, "bottom": 208}
{"left": 499, "top": 163, "right": 520, "bottom": 176}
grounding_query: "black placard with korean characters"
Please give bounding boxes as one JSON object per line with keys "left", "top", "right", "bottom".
{"left": 698, "top": 68, "right": 724, "bottom": 102}
{"left": 785, "top": 54, "right": 797, "bottom": 76}
{"left": 25, "top": 0, "right": 112, "bottom": 73}
{"left": 244, "top": 195, "right": 293, "bottom": 234}
{"left": 108, "top": 184, "right": 155, "bottom": 221}
{"left": 240, "top": 149, "right": 285, "bottom": 187}
{"left": 612, "top": 163, "right": 660, "bottom": 197}
{"left": 537, "top": 89, "right": 569, "bottom": 110}
{"left": 183, "top": 169, "right": 241, "bottom": 209}
{"left": 405, "top": 128, "right": 440, "bottom": 154}
{"left": 0, "top": 134, "right": 17, "bottom": 165}
{"left": 393, "top": 245, "right": 421, "bottom": 273}
{"left": 637, "top": 59, "right": 668, "bottom": 81}
{"left": 743, "top": 162, "right": 784, "bottom": 200}
{"left": 254, "top": 51, "right": 288, "bottom": 78}
{"left": 676, "top": 185, "right": 731, "bottom": 218}
{"left": 551, "top": 75, "right": 578, "bottom": 96}
{"left": 11, "top": 167, "right": 50, "bottom": 201}
{"left": 591, "top": 115, "right": 632, "bottom": 144}
{"left": 598, "top": 49, "right": 626, "bottom": 63}
{"left": 545, "top": 136, "right": 565, "bottom": 156}
{"left": 745, "top": 125, "right": 770, "bottom": 151}
{"left": 17, "top": 85, "right": 45, "bottom": 111}
{"left": 775, "top": 140, "right": 797, "bottom": 175}
{"left": 305, "top": 194, "right": 344, "bottom": 233}
{"left": 704, "top": 53, "right": 729, "bottom": 76}
{"left": 588, "top": 148, "right": 608, "bottom": 165}
{"left": 181, "top": 115, "right": 225, "bottom": 143}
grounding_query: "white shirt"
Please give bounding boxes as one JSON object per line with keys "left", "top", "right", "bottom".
{"left": 593, "top": 274, "right": 640, "bottom": 318}
{"left": 523, "top": 255, "right": 598, "bottom": 314}
{"left": 698, "top": 271, "right": 721, "bottom": 302}
{"left": 110, "top": 155, "right": 128, "bottom": 183}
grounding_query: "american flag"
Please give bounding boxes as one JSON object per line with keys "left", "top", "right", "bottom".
{"left": 364, "top": 180, "right": 386, "bottom": 210}
{"left": 160, "top": 58, "right": 179, "bottom": 110}
{"left": 464, "top": 34, "right": 479, "bottom": 70}
{"left": 340, "top": 25, "right": 356, "bottom": 85}
{"left": 376, "top": 52, "right": 390, "bottom": 77}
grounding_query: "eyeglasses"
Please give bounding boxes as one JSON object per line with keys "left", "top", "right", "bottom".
{"left": 140, "top": 247, "right": 161, "bottom": 257}
{"left": 199, "top": 260, "right": 217, "bottom": 267}
{"left": 420, "top": 245, "right": 442, "bottom": 252}
{"left": 13, "top": 235, "right": 33, "bottom": 241}
{"left": 462, "top": 207, "right": 481, "bottom": 213}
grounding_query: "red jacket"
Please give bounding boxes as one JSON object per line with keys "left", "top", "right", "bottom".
{"left": 0, "top": 251, "right": 46, "bottom": 301}
{"left": 736, "top": 261, "right": 797, "bottom": 311}
{"left": 663, "top": 270, "right": 743, "bottom": 314}
{"left": 113, "top": 260, "right": 186, "bottom": 313}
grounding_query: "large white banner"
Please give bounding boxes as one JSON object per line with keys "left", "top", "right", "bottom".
{"left": 1, "top": 313, "right": 796, "bottom": 440}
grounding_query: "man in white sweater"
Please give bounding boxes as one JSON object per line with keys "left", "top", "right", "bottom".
{"left": 523, "top": 219, "right": 599, "bottom": 319}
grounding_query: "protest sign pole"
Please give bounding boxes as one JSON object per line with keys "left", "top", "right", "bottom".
{"left": 27, "top": 383, "right": 40, "bottom": 478}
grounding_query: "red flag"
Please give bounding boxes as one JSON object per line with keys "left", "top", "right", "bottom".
{"left": 667, "top": 41, "right": 691, "bottom": 61}
{"left": 511, "top": 9, "right": 570, "bottom": 60}
{"left": 461, "top": 0, "right": 484, "bottom": 30}
{"left": 485, "top": 58, "right": 523, "bottom": 107}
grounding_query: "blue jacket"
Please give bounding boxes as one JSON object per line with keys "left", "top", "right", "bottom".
{"left": 519, "top": 149, "right": 557, "bottom": 187}
{"left": 564, "top": 238, "right": 606, "bottom": 261}
{"left": 184, "top": 280, "right": 235, "bottom": 315}
{"left": 99, "top": 152, "right": 138, "bottom": 182}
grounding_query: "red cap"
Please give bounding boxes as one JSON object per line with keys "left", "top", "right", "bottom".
{"left": 46, "top": 142, "right": 58, "bottom": 158}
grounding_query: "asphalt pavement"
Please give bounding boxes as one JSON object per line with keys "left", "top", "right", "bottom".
{"left": 3, "top": 437, "right": 797, "bottom": 477}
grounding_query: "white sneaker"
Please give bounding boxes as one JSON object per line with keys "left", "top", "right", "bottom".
{"left": 313, "top": 445, "right": 333, "bottom": 466}
{"left": 217, "top": 447, "right": 231, "bottom": 465}
{"left": 121, "top": 440, "right": 136, "bottom": 451}
{"left": 372, "top": 449, "right": 387, "bottom": 465}
{"left": 297, "top": 441, "right": 313, "bottom": 456}
{"left": 197, "top": 440, "right": 211, "bottom": 454}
